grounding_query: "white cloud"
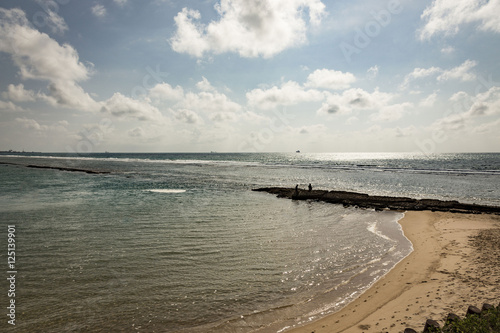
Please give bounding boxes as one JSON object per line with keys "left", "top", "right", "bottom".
{"left": 247, "top": 80, "right": 323, "bottom": 110}
{"left": 210, "top": 112, "right": 237, "bottom": 122}
{"left": 400, "top": 60, "right": 477, "bottom": 90}
{"left": 149, "top": 78, "right": 241, "bottom": 124}
{"left": 430, "top": 86, "right": 500, "bottom": 133}
{"left": 317, "top": 88, "right": 394, "bottom": 116}
{"left": 437, "top": 59, "right": 477, "bottom": 82}
{"left": 170, "top": 8, "right": 209, "bottom": 58}
{"left": 170, "top": 0, "right": 327, "bottom": 58}
{"left": 196, "top": 76, "right": 217, "bottom": 92}
{"left": 101, "top": 93, "right": 163, "bottom": 121}
{"left": 419, "top": 0, "right": 500, "bottom": 40}
{"left": 16, "top": 117, "right": 48, "bottom": 131}
{"left": 367, "top": 65, "right": 379, "bottom": 80}
{"left": 14, "top": 117, "right": 68, "bottom": 132}
{"left": 175, "top": 109, "right": 202, "bottom": 124}
{"left": 2, "top": 84, "right": 36, "bottom": 102}
{"left": 472, "top": 118, "right": 500, "bottom": 134}
{"left": 0, "top": 8, "right": 99, "bottom": 111}
{"left": 149, "top": 83, "right": 184, "bottom": 101}
{"left": 0, "top": 9, "right": 88, "bottom": 82}
{"left": 91, "top": 4, "right": 107, "bottom": 18}
{"left": 0, "top": 100, "right": 24, "bottom": 112}
{"left": 441, "top": 46, "right": 455, "bottom": 54}
{"left": 181, "top": 90, "right": 241, "bottom": 115}
{"left": 419, "top": 92, "right": 438, "bottom": 107}
{"left": 305, "top": 68, "right": 356, "bottom": 90}
{"left": 400, "top": 66, "right": 441, "bottom": 90}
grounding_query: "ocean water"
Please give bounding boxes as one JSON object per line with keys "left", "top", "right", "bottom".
{"left": 0, "top": 152, "right": 499, "bottom": 332}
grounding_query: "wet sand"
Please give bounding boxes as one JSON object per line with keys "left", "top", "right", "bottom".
{"left": 286, "top": 211, "right": 500, "bottom": 333}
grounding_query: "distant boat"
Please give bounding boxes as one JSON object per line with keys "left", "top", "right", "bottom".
{"left": 296, "top": 150, "right": 300, "bottom": 153}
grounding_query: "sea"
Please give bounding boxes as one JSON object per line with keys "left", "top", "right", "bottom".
{"left": 0, "top": 152, "right": 499, "bottom": 332}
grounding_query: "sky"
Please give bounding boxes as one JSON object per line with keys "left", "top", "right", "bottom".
{"left": 0, "top": 0, "right": 499, "bottom": 153}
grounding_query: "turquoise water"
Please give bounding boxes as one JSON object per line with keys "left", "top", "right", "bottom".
{"left": 0, "top": 152, "right": 499, "bottom": 332}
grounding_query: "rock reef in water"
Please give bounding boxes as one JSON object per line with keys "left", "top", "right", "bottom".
{"left": 252, "top": 187, "right": 500, "bottom": 215}
{"left": 0, "top": 161, "right": 110, "bottom": 174}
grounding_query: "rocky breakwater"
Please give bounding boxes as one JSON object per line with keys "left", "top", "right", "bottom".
{"left": 252, "top": 187, "right": 500, "bottom": 214}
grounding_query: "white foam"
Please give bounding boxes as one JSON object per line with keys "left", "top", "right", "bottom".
{"left": 144, "top": 189, "right": 186, "bottom": 193}
{"left": 367, "top": 221, "right": 392, "bottom": 241}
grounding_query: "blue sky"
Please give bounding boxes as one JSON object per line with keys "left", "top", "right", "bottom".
{"left": 0, "top": 0, "right": 499, "bottom": 153}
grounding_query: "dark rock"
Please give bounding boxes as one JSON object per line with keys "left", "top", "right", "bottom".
{"left": 252, "top": 187, "right": 500, "bottom": 214}
{"left": 404, "top": 328, "right": 418, "bottom": 333}
{"left": 466, "top": 305, "right": 481, "bottom": 316}
{"left": 445, "top": 313, "right": 460, "bottom": 324}
{"left": 481, "top": 303, "right": 494, "bottom": 313}
{"left": 423, "top": 319, "right": 440, "bottom": 332}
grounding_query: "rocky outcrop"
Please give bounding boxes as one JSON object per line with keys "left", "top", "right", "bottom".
{"left": 0, "top": 161, "right": 110, "bottom": 174}
{"left": 252, "top": 187, "right": 500, "bottom": 214}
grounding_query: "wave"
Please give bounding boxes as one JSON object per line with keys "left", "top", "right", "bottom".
{"left": 144, "top": 189, "right": 186, "bottom": 193}
{"left": 2, "top": 153, "right": 499, "bottom": 176}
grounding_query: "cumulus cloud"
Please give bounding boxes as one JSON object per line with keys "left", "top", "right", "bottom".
{"left": 437, "top": 59, "right": 477, "bottom": 82}
{"left": 149, "top": 77, "right": 241, "bottom": 124}
{"left": 170, "top": 0, "right": 327, "bottom": 58}
{"left": 400, "top": 60, "right": 477, "bottom": 90}
{"left": 419, "top": 92, "right": 438, "bottom": 107}
{"left": 2, "top": 84, "right": 36, "bottom": 102}
{"left": 16, "top": 117, "right": 48, "bottom": 131}
{"left": 14, "top": 117, "right": 68, "bottom": 133}
{"left": 317, "top": 88, "right": 394, "bottom": 116}
{"left": 182, "top": 90, "right": 241, "bottom": 114}
{"left": 305, "top": 68, "right": 356, "bottom": 90}
{"left": 0, "top": 100, "right": 25, "bottom": 112}
{"left": 0, "top": 8, "right": 99, "bottom": 111}
{"left": 101, "top": 93, "right": 163, "bottom": 121}
{"left": 149, "top": 83, "right": 184, "bottom": 101}
{"left": 430, "top": 86, "right": 500, "bottom": 133}
{"left": 247, "top": 80, "right": 323, "bottom": 109}
{"left": 400, "top": 66, "right": 441, "bottom": 90}
{"left": 419, "top": 0, "right": 500, "bottom": 40}
{"left": 175, "top": 109, "right": 202, "bottom": 124}
{"left": 196, "top": 76, "right": 217, "bottom": 92}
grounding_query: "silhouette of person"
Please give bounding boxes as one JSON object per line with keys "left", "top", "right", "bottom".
{"left": 295, "top": 184, "right": 299, "bottom": 197}
{"left": 308, "top": 183, "right": 312, "bottom": 192}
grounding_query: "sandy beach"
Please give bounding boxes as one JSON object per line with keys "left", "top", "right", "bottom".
{"left": 287, "top": 211, "right": 500, "bottom": 333}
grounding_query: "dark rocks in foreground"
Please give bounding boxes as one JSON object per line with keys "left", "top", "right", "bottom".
{"left": 252, "top": 187, "right": 500, "bottom": 215}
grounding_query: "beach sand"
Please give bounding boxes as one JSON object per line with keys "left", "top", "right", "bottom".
{"left": 286, "top": 211, "right": 500, "bottom": 333}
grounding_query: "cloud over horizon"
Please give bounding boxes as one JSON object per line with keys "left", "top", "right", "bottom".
{"left": 170, "top": 0, "right": 327, "bottom": 58}
{"left": 0, "top": 1, "right": 499, "bottom": 153}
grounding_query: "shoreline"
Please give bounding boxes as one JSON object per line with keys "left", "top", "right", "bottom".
{"left": 284, "top": 211, "right": 500, "bottom": 333}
